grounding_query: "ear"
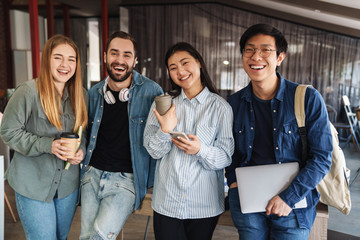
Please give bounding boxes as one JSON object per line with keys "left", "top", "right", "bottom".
{"left": 104, "top": 52, "right": 107, "bottom": 64}
{"left": 196, "top": 59, "right": 201, "bottom": 69}
{"left": 133, "top": 57, "right": 138, "bottom": 68}
{"left": 276, "top": 52, "right": 286, "bottom": 66}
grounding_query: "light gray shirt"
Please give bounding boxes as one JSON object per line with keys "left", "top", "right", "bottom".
{"left": 144, "top": 87, "right": 234, "bottom": 219}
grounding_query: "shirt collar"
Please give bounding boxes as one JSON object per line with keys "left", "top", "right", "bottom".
{"left": 273, "top": 72, "right": 286, "bottom": 102}
{"left": 180, "top": 87, "right": 209, "bottom": 104}
{"left": 241, "top": 72, "right": 286, "bottom": 102}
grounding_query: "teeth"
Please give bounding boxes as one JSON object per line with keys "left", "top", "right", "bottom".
{"left": 250, "top": 65, "right": 265, "bottom": 70}
{"left": 114, "top": 66, "right": 125, "bottom": 71}
{"left": 180, "top": 75, "right": 190, "bottom": 81}
{"left": 58, "top": 70, "right": 69, "bottom": 73}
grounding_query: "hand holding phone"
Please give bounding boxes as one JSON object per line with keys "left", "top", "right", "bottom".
{"left": 169, "top": 131, "right": 189, "bottom": 141}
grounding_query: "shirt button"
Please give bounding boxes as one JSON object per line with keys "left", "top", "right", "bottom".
{"left": 239, "top": 130, "right": 242, "bottom": 133}
{"left": 89, "top": 150, "right": 92, "bottom": 153}
{"left": 273, "top": 128, "right": 276, "bottom": 131}
{"left": 140, "top": 120, "right": 143, "bottom": 123}
{"left": 249, "top": 145, "right": 252, "bottom": 149}
{"left": 58, "top": 169, "right": 61, "bottom": 171}
{"left": 250, "top": 127, "right": 254, "bottom": 130}
{"left": 97, "top": 120, "right": 100, "bottom": 122}
{"left": 273, "top": 110, "right": 276, "bottom": 113}
{"left": 55, "top": 182, "right": 58, "bottom": 184}
{"left": 101, "top": 105, "right": 103, "bottom": 108}
{"left": 288, "top": 130, "right": 292, "bottom": 134}
{"left": 93, "top": 136, "right": 95, "bottom": 138}
{"left": 276, "top": 146, "right": 279, "bottom": 150}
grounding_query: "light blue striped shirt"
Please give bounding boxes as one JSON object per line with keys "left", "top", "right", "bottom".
{"left": 144, "top": 87, "right": 234, "bottom": 219}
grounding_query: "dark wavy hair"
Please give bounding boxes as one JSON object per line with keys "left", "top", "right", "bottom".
{"left": 240, "top": 24, "right": 288, "bottom": 57}
{"left": 164, "top": 42, "right": 219, "bottom": 97}
{"left": 106, "top": 31, "right": 137, "bottom": 57}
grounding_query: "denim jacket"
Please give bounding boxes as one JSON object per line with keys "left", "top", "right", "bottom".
{"left": 81, "top": 70, "right": 163, "bottom": 210}
{"left": 225, "top": 73, "right": 332, "bottom": 229}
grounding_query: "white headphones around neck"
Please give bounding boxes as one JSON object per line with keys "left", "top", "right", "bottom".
{"left": 103, "top": 77, "right": 129, "bottom": 104}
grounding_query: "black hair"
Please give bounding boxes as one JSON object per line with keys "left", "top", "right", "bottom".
{"left": 164, "top": 42, "right": 219, "bottom": 97}
{"left": 105, "top": 31, "right": 138, "bottom": 57}
{"left": 240, "top": 24, "right": 288, "bottom": 57}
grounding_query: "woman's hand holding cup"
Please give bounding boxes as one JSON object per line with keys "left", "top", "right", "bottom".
{"left": 51, "top": 138, "right": 72, "bottom": 161}
{"left": 52, "top": 132, "right": 80, "bottom": 162}
{"left": 154, "top": 103, "right": 178, "bottom": 133}
{"left": 66, "top": 149, "right": 84, "bottom": 165}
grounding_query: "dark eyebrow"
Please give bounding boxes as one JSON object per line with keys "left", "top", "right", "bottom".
{"left": 110, "top": 49, "right": 133, "bottom": 56}
{"left": 179, "top": 57, "right": 190, "bottom": 62}
{"left": 245, "top": 43, "right": 273, "bottom": 48}
{"left": 168, "top": 57, "right": 190, "bottom": 68}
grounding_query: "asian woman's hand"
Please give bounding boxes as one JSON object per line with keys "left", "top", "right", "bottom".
{"left": 171, "top": 134, "right": 201, "bottom": 155}
{"left": 66, "top": 149, "right": 84, "bottom": 165}
{"left": 154, "top": 103, "right": 177, "bottom": 133}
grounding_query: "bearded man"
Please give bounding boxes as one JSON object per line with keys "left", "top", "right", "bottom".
{"left": 80, "top": 31, "right": 163, "bottom": 240}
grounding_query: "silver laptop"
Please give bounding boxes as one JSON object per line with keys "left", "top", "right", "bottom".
{"left": 235, "top": 162, "right": 307, "bottom": 214}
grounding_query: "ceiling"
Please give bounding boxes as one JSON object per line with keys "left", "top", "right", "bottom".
{"left": 10, "top": 0, "right": 360, "bottom": 38}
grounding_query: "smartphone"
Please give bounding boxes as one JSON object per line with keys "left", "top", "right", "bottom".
{"left": 169, "top": 131, "right": 189, "bottom": 141}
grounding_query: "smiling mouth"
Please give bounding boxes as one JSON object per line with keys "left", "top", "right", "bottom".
{"left": 250, "top": 65, "right": 265, "bottom": 70}
{"left": 58, "top": 69, "right": 69, "bottom": 74}
{"left": 180, "top": 75, "right": 190, "bottom": 81}
{"left": 114, "top": 66, "right": 125, "bottom": 71}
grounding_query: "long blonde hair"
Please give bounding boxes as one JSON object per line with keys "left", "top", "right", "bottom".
{"left": 37, "top": 34, "right": 87, "bottom": 132}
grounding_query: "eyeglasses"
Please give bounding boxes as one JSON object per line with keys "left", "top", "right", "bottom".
{"left": 243, "top": 47, "right": 277, "bottom": 58}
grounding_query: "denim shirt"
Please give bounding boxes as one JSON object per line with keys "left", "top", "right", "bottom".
{"left": 225, "top": 73, "right": 332, "bottom": 229}
{"left": 81, "top": 70, "right": 163, "bottom": 210}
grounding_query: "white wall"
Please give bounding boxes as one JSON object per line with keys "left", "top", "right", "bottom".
{"left": 10, "top": 10, "right": 46, "bottom": 86}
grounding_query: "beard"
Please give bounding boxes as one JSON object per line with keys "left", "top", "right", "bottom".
{"left": 106, "top": 62, "right": 134, "bottom": 82}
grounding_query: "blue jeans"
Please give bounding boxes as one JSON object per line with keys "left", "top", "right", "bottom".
{"left": 228, "top": 187, "right": 310, "bottom": 240}
{"left": 15, "top": 190, "right": 78, "bottom": 240}
{"left": 80, "top": 166, "right": 136, "bottom": 240}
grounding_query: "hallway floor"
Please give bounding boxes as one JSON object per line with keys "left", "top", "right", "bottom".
{"left": 4, "top": 147, "right": 360, "bottom": 239}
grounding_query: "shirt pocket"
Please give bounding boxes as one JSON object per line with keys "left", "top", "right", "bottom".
{"left": 233, "top": 122, "right": 246, "bottom": 147}
{"left": 281, "top": 123, "right": 300, "bottom": 150}
{"left": 62, "top": 113, "right": 76, "bottom": 132}
{"left": 35, "top": 110, "right": 58, "bottom": 137}
{"left": 195, "top": 125, "right": 216, "bottom": 145}
{"left": 129, "top": 116, "right": 147, "bottom": 146}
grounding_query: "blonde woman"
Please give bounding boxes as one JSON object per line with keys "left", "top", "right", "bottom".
{"left": 0, "top": 34, "right": 87, "bottom": 240}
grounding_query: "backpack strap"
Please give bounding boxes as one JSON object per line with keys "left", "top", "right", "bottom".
{"left": 294, "top": 85, "right": 311, "bottom": 163}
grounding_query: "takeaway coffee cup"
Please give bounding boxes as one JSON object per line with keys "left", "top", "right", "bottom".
{"left": 60, "top": 132, "right": 79, "bottom": 158}
{"left": 155, "top": 94, "right": 172, "bottom": 116}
